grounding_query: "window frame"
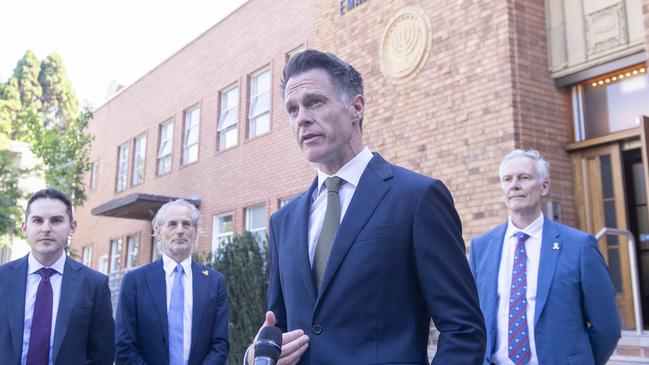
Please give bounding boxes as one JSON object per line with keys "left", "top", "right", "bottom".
{"left": 132, "top": 133, "right": 147, "bottom": 186}
{"left": 212, "top": 212, "right": 234, "bottom": 253}
{"left": 218, "top": 85, "right": 239, "bottom": 150}
{"left": 182, "top": 106, "right": 200, "bottom": 165}
{"left": 245, "top": 203, "right": 267, "bottom": 246}
{"left": 157, "top": 120, "right": 173, "bottom": 175}
{"left": 248, "top": 68, "right": 272, "bottom": 138}
{"left": 116, "top": 142, "right": 129, "bottom": 192}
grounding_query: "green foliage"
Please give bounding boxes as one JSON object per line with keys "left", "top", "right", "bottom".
{"left": 0, "top": 50, "right": 92, "bottom": 207}
{"left": 26, "top": 108, "right": 93, "bottom": 206}
{"left": 0, "top": 150, "right": 22, "bottom": 241}
{"left": 197, "top": 232, "right": 269, "bottom": 365}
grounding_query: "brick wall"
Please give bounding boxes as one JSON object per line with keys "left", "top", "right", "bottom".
{"left": 72, "top": 0, "right": 317, "bottom": 267}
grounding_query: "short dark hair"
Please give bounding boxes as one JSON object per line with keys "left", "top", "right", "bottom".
{"left": 280, "top": 49, "right": 364, "bottom": 102}
{"left": 25, "top": 188, "right": 74, "bottom": 222}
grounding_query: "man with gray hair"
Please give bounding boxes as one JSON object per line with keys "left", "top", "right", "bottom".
{"left": 470, "top": 149, "right": 620, "bottom": 364}
{"left": 115, "top": 199, "right": 229, "bottom": 365}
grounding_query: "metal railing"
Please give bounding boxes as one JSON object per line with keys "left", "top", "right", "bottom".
{"left": 595, "top": 227, "right": 643, "bottom": 335}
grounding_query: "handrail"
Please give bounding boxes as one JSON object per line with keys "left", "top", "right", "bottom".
{"left": 595, "top": 227, "right": 643, "bottom": 335}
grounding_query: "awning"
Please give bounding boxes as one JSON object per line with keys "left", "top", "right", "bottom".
{"left": 91, "top": 193, "right": 201, "bottom": 221}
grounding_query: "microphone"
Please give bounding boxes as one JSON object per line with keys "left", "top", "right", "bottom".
{"left": 254, "top": 326, "right": 282, "bottom": 365}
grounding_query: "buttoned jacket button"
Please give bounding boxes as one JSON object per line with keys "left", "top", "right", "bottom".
{"left": 311, "top": 324, "right": 322, "bottom": 335}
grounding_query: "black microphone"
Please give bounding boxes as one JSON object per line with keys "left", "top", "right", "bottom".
{"left": 254, "top": 326, "right": 282, "bottom": 365}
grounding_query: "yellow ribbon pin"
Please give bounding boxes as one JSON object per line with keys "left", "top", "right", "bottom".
{"left": 202, "top": 270, "right": 209, "bottom": 276}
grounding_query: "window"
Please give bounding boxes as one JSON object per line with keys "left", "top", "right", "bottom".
{"left": 109, "top": 239, "right": 122, "bottom": 273}
{"left": 249, "top": 69, "right": 271, "bottom": 138}
{"left": 116, "top": 143, "right": 129, "bottom": 192}
{"left": 246, "top": 203, "right": 266, "bottom": 246}
{"left": 132, "top": 134, "right": 146, "bottom": 185}
{"left": 152, "top": 237, "right": 162, "bottom": 261}
{"left": 212, "top": 213, "right": 233, "bottom": 253}
{"left": 158, "top": 121, "right": 173, "bottom": 175}
{"left": 183, "top": 106, "right": 200, "bottom": 164}
{"left": 126, "top": 235, "right": 139, "bottom": 269}
{"left": 219, "top": 86, "right": 239, "bottom": 150}
{"left": 287, "top": 46, "right": 305, "bottom": 61}
{"left": 82, "top": 245, "right": 92, "bottom": 267}
{"left": 574, "top": 65, "right": 649, "bottom": 140}
{"left": 98, "top": 255, "right": 108, "bottom": 274}
{"left": 279, "top": 195, "right": 298, "bottom": 208}
{"left": 89, "top": 161, "right": 98, "bottom": 189}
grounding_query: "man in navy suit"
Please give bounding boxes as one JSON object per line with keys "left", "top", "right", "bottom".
{"left": 115, "top": 199, "right": 228, "bottom": 365}
{"left": 245, "top": 50, "right": 486, "bottom": 365}
{"left": 470, "top": 149, "right": 621, "bottom": 364}
{"left": 0, "top": 188, "right": 115, "bottom": 365}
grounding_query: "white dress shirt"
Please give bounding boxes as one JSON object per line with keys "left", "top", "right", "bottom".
{"left": 493, "top": 213, "right": 544, "bottom": 365}
{"left": 308, "top": 146, "right": 373, "bottom": 266}
{"left": 21, "top": 252, "right": 66, "bottom": 365}
{"left": 162, "top": 253, "right": 193, "bottom": 365}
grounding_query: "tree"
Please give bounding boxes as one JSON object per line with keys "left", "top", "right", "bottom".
{"left": 0, "top": 50, "right": 92, "bottom": 207}
{"left": 0, "top": 149, "right": 22, "bottom": 245}
{"left": 205, "top": 232, "right": 269, "bottom": 365}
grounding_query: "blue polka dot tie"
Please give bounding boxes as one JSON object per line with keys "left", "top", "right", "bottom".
{"left": 509, "top": 231, "right": 531, "bottom": 365}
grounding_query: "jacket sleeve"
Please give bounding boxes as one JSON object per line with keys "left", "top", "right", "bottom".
{"left": 581, "top": 235, "right": 621, "bottom": 365}
{"left": 201, "top": 273, "right": 229, "bottom": 365}
{"left": 87, "top": 274, "right": 116, "bottom": 365}
{"left": 114, "top": 272, "right": 148, "bottom": 365}
{"left": 267, "top": 215, "right": 288, "bottom": 333}
{"left": 413, "top": 180, "right": 487, "bottom": 365}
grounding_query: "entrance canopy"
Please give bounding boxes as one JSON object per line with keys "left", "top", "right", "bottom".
{"left": 91, "top": 193, "right": 200, "bottom": 221}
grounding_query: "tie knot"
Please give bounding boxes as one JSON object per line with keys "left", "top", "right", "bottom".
{"left": 174, "top": 264, "right": 184, "bottom": 274}
{"left": 39, "top": 267, "right": 54, "bottom": 280}
{"left": 325, "top": 176, "right": 343, "bottom": 193}
{"left": 515, "top": 231, "right": 530, "bottom": 244}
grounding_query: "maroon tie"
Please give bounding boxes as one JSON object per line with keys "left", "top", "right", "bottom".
{"left": 26, "top": 267, "right": 54, "bottom": 365}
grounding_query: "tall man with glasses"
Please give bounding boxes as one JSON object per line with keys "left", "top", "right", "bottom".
{"left": 115, "top": 199, "right": 229, "bottom": 365}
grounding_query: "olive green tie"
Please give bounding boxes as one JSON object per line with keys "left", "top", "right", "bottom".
{"left": 313, "top": 176, "right": 343, "bottom": 290}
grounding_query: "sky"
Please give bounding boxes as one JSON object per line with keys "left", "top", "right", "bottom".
{"left": 0, "top": 0, "right": 248, "bottom": 109}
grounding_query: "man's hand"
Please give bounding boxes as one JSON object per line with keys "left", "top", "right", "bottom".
{"left": 247, "top": 311, "right": 309, "bottom": 365}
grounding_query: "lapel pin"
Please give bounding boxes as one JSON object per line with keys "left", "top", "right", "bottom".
{"left": 552, "top": 242, "right": 560, "bottom": 250}
{"left": 202, "top": 270, "right": 209, "bottom": 276}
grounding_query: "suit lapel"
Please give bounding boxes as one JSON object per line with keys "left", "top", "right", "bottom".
{"left": 190, "top": 261, "right": 207, "bottom": 352}
{"left": 292, "top": 178, "right": 318, "bottom": 302}
{"left": 482, "top": 223, "right": 507, "bottom": 349}
{"left": 316, "top": 154, "right": 392, "bottom": 301}
{"left": 52, "top": 257, "right": 82, "bottom": 364}
{"left": 534, "top": 219, "right": 561, "bottom": 324}
{"left": 6, "top": 256, "right": 28, "bottom": 359}
{"left": 145, "top": 259, "right": 169, "bottom": 341}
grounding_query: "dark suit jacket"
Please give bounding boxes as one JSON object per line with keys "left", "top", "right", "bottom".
{"left": 470, "top": 218, "right": 621, "bottom": 365}
{"left": 115, "top": 259, "right": 228, "bottom": 365}
{"left": 0, "top": 254, "right": 115, "bottom": 365}
{"left": 268, "top": 154, "right": 486, "bottom": 365}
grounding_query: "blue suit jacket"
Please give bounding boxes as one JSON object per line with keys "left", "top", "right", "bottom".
{"left": 0, "top": 254, "right": 115, "bottom": 365}
{"left": 470, "top": 219, "right": 621, "bottom": 365}
{"left": 115, "top": 259, "right": 228, "bottom": 365}
{"left": 268, "top": 154, "right": 486, "bottom": 365}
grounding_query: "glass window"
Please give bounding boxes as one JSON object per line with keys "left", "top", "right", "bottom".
{"left": 82, "top": 245, "right": 92, "bottom": 267}
{"left": 212, "top": 213, "right": 234, "bottom": 253}
{"left": 98, "top": 255, "right": 108, "bottom": 274}
{"left": 132, "top": 134, "right": 146, "bottom": 185}
{"left": 126, "top": 235, "right": 139, "bottom": 269}
{"left": 287, "top": 46, "right": 305, "bottom": 61}
{"left": 246, "top": 203, "right": 266, "bottom": 246}
{"left": 183, "top": 107, "right": 200, "bottom": 164}
{"left": 219, "top": 86, "right": 239, "bottom": 150}
{"left": 90, "top": 161, "right": 98, "bottom": 189}
{"left": 110, "top": 239, "right": 122, "bottom": 273}
{"left": 581, "top": 65, "right": 649, "bottom": 139}
{"left": 249, "top": 69, "right": 271, "bottom": 138}
{"left": 158, "top": 121, "right": 173, "bottom": 175}
{"left": 279, "top": 195, "right": 298, "bottom": 208}
{"left": 116, "top": 143, "right": 129, "bottom": 192}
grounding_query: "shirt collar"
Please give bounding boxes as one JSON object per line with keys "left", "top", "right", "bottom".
{"left": 506, "top": 212, "right": 544, "bottom": 241}
{"left": 316, "top": 146, "right": 373, "bottom": 196}
{"left": 162, "top": 253, "right": 192, "bottom": 276}
{"left": 28, "top": 251, "right": 66, "bottom": 275}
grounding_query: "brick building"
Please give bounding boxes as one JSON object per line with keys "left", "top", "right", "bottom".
{"left": 71, "top": 0, "right": 649, "bottom": 361}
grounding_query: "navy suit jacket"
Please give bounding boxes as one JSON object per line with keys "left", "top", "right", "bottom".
{"left": 115, "top": 259, "right": 228, "bottom": 365}
{"left": 470, "top": 218, "right": 621, "bottom": 365}
{"left": 0, "top": 254, "right": 115, "bottom": 365}
{"left": 268, "top": 154, "right": 486, "bottom": 365}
